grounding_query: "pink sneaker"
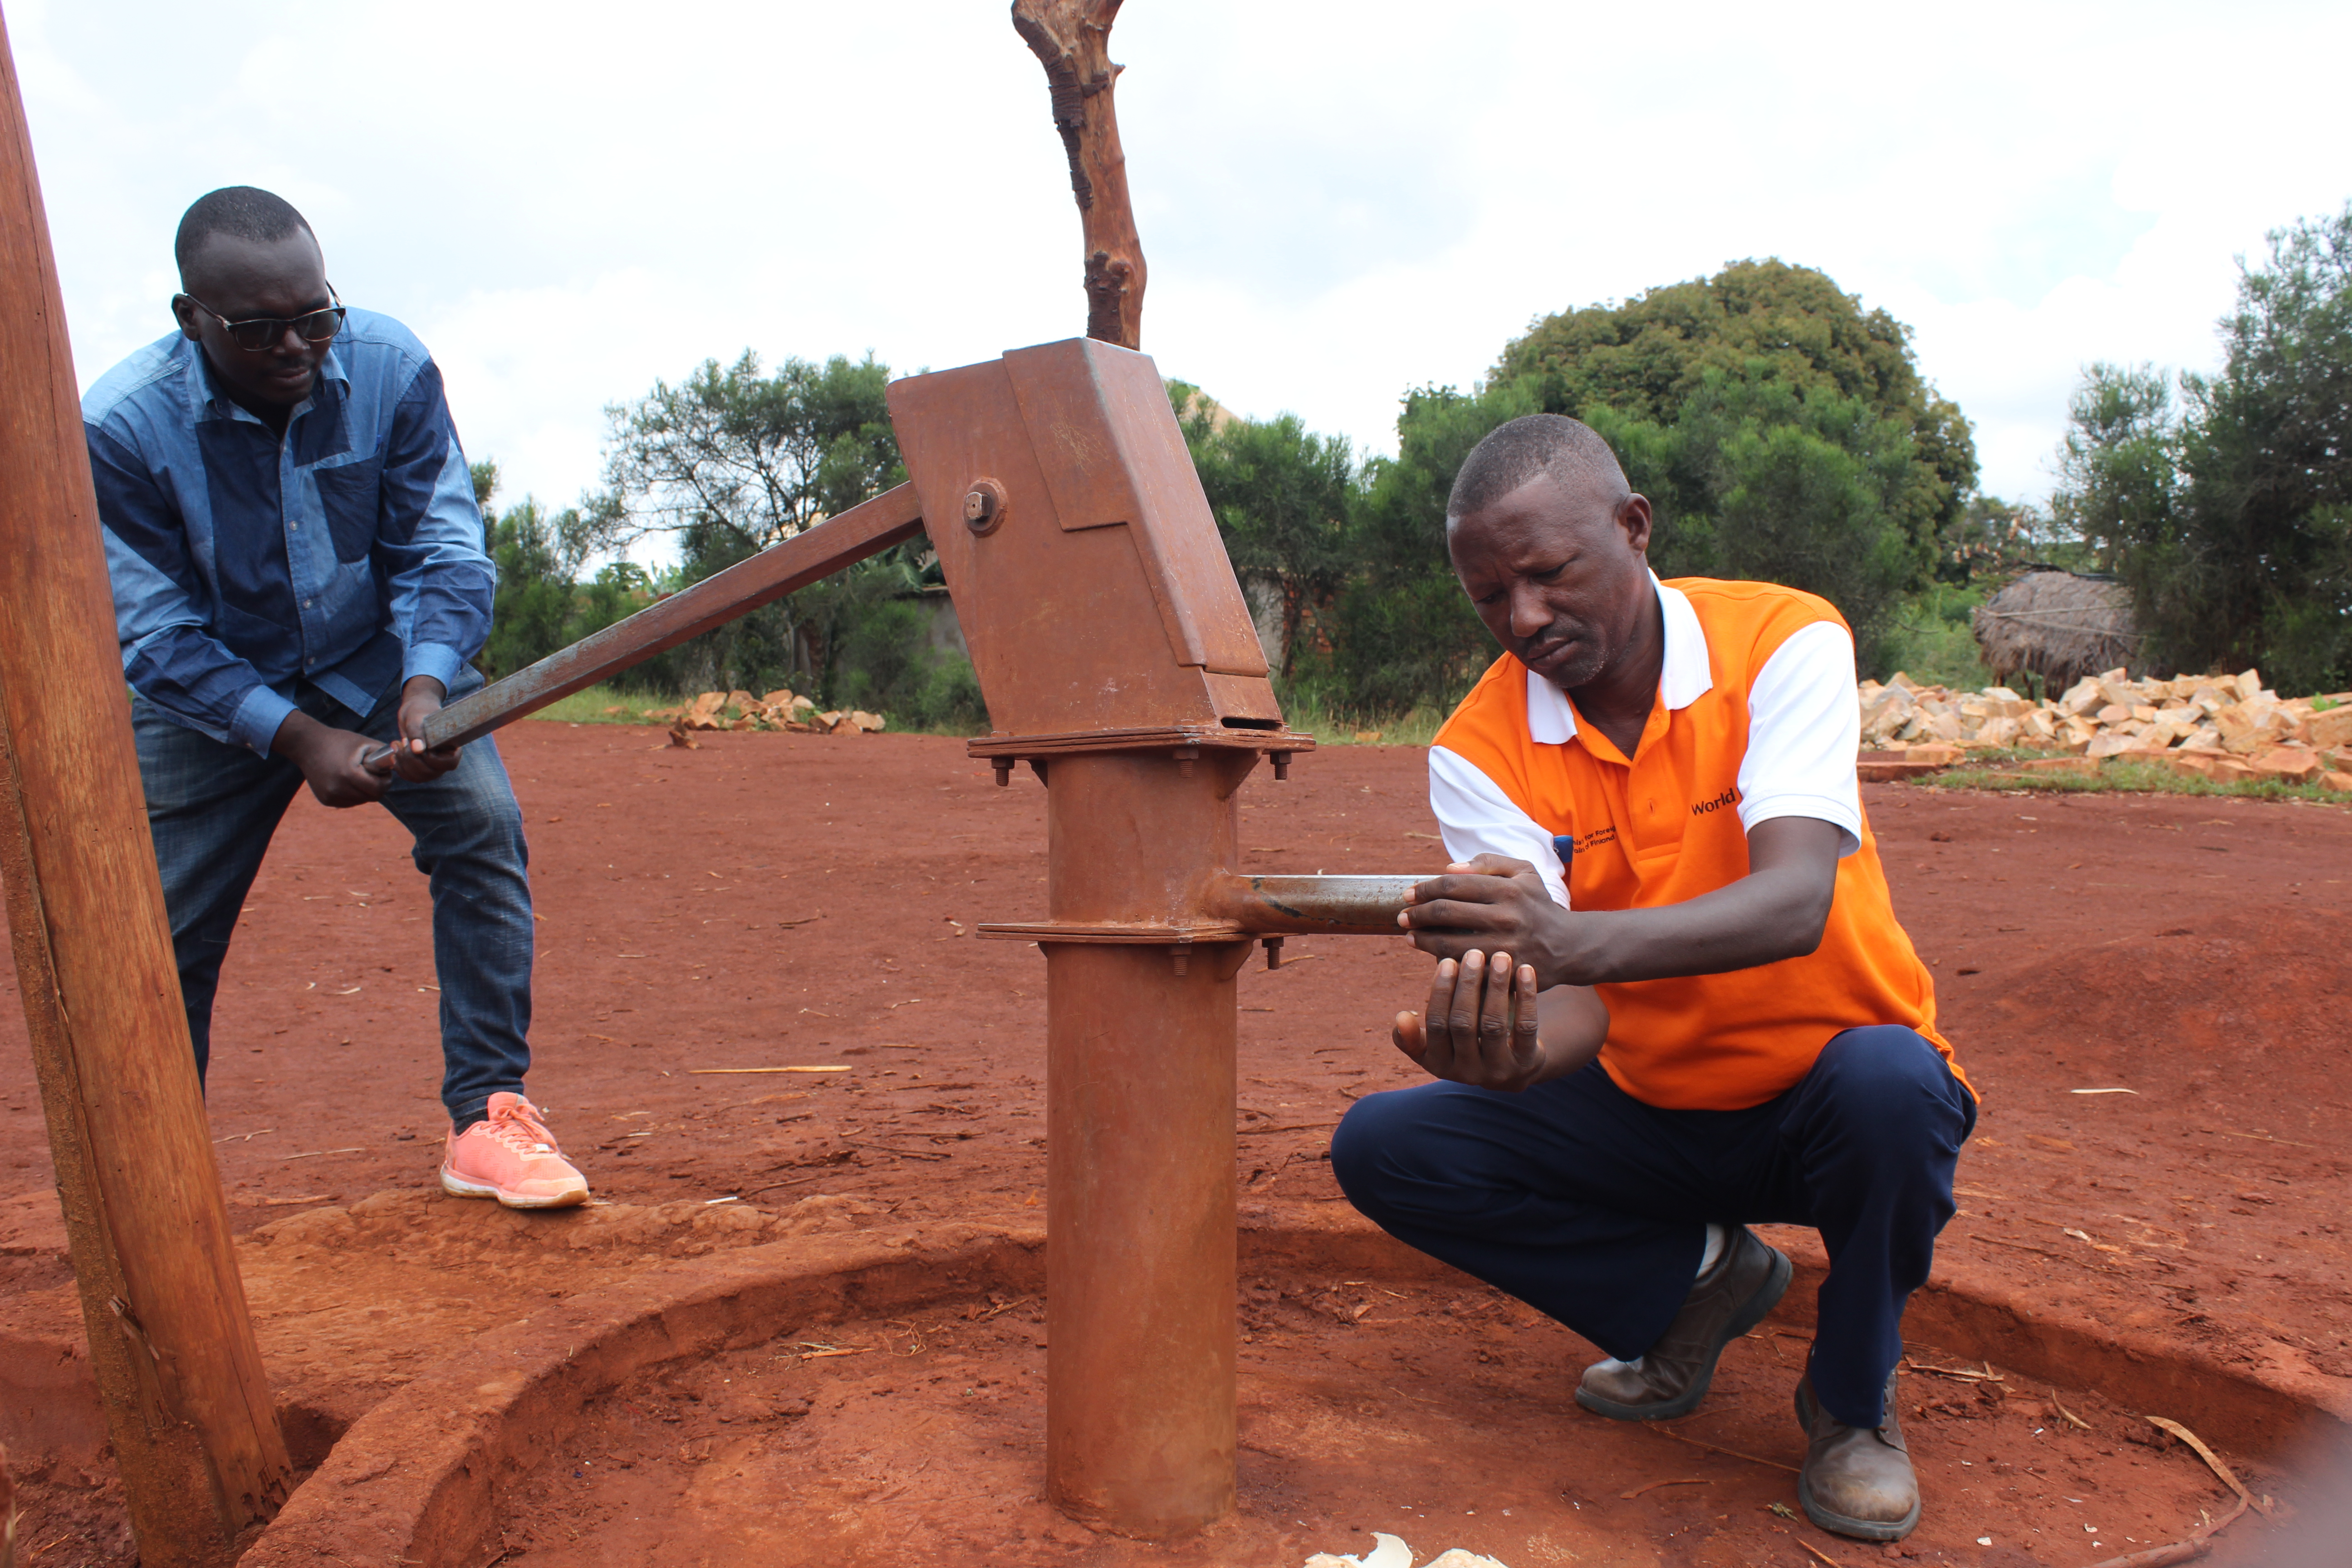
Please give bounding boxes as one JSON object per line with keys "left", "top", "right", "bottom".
{"left": 441, "top": 1093, "right": 590, "bottom": 1209}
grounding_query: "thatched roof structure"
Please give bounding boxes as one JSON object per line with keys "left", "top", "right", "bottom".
{"left": 1972, "top": 570, "right": 2140, "bottom": 688}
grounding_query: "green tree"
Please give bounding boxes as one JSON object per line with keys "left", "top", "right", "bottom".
{"left": 1494, "top": 261, "right": 1976, "bottom": 663}
{"left": 585, "top": 351, "right": 926, "bottom": 697}
{"left": 2174, "top": 203, "right": 2352, "bottom": 691}
{"left": 2049, "top": 361, "right": 2180, "bottom": 574}
{"left": 2052, "top": 204, "right": 2352, "bottom": 691}
{"left": 1498, "top": 257, "right": 1977, "bottom": 548}
{"left": 594, "top": 351, "right": 902, "bottom": 553}
{"left": 1321, "top": 261, "right": 1975, "bottom": 695}
{"left": 1499, "top": 260, "right": 1920, "bottom": 421}
{"left": 479, "top": 498, "right": 586, "bottom": 679}
{"left": 1705, "top": 402, "right": 1922, "bottom": 642}
{"left": 1334, "top": 379, "right": 1541, "bottom": 715}
{"left": 469, "top": 460, "right": 598, "bottom": 681}
{"left": 573, "top": 560, "right": 657, "bottom": 643}
{"left": 1171, "top": 385, "right": 1359, "bottom": 670}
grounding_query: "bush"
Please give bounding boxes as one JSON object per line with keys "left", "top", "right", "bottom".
{"left": 1873, "top": 584, "right": 1995, "bottom": 689}
{"left": 824, "top": 595, "right": 989, "bottom": 734}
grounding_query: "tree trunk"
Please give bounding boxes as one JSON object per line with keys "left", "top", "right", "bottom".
{"left": 1240, "top": 575, "right": 1288, "bottom": 676}
{"left": 0, "top": 11, "right": 293, "bottom": 1563}
{"left": 1011, "top": 0, "right": 1146, "bottom": 350}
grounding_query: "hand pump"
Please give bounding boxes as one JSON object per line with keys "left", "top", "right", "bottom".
{"left": 404, "top": 337, "right": 1415, "bottom": 1535}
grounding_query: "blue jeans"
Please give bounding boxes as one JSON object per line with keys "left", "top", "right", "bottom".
{"left": 1331, "top": 1027, "right": 1975, "bottom": 1430}
{"left": 132, "top": 668, "right": 533, "bottom": 1128}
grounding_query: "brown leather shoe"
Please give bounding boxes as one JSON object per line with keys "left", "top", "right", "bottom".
{"left": 1574, "top": 1225, "right": 1791, "bottom": 1421}
{"left": 1796, "top": 1372, "right": 1920, "bottom": 1540}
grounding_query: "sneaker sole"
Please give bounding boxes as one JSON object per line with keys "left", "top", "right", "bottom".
{"left": 1793, "top": 1380, "right": 1921, "bottom": 1541}
{"left": 440, "top": 1169, "right": 590, "bottom": 1210}
{"left": 1573, "top": 1242, "right": 1793, "bottom": 1422}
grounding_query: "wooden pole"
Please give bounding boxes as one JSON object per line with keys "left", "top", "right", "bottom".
{"left": 0, "top": 9, "right": 293, "bottom": 1563}
{"left": 1011, "top": 0, "right": 1147, "bottom": 349}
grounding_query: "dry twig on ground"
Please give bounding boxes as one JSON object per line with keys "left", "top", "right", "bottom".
{"left": 2082, "top": 1417, "right": 2269, "bottom": 1568}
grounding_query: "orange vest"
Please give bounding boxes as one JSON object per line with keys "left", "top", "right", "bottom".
{"left": 1432, "top": 578, "right": 1967, "bottom": 1111}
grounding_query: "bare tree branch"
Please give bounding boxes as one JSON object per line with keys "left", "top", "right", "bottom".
{"left": 1011, "top": 0, "right": 1146, "bottom": 348}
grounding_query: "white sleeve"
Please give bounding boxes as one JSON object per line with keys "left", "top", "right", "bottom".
{"left": 1738, "top": 620, "right": 1864, "bottom": 857}
{"left": 1427, "top": 746, "right": 1569, "bottom": 908}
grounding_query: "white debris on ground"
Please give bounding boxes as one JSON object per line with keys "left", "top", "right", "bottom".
{"left": 1859, "top": 666, "right": 2352, "bottom": 788}
{"left": 1303, "top": 1533, "right": 1509, "bottom": 1568}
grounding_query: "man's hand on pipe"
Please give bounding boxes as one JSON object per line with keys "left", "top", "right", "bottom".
{"left": 386, "top": 676, "right": 462, "bottom": 782}
{"left": 1399, "top": 854, "right": 1578, "bottom": 985}
{"left": 272, "top": 676, "right": 461, "bottom": 804}
{"left": 272, "top": 711, "right": 391, "bottom": 808}
{"left": 1391, "top": 948, "right": 1607, "bottom": 1092}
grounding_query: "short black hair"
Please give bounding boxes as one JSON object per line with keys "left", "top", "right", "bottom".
{"left": 1447, "top": 414, "right": 1631, "bottom": 524}
{"left": 174, "top": 186, "right": 315, "bottom": 278}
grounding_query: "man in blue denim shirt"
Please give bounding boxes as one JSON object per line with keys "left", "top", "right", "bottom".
{"left": 84, "top": 186, "right": 589, "bottom": 1208}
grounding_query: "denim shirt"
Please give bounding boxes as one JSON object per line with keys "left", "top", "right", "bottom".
{"left": 82, "top": 309, "right": 495, "bottom": 756}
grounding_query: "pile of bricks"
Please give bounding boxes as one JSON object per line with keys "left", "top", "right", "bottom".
{"left": 1858, "top": 667, "right": 2352, "bottom": 789}
{"left": 640, "top": 690, "right": 888, "bottom": 735}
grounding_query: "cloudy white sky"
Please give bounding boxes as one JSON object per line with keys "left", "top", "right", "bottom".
{"left": 14, "top": 0, "right": 2349, "bottom": 534}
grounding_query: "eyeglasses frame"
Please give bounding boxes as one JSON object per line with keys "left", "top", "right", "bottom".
{"left": 179, "top": 282, "right": 348, "bottom": 354}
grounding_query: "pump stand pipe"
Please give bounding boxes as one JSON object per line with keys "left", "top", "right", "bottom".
{"left": 970, "top": 735, "right": 1425, "bottom": 1537}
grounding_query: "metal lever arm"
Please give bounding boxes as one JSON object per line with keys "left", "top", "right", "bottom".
{"left": 383, "top": 482, "right": 926, "bottom": 757}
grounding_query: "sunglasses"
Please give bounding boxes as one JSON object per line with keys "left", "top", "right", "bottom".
{"left": 182, "top": 284, "right": 347, "bottom": 353}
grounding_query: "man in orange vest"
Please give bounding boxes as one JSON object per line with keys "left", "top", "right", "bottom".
{"left": 1332, "top": 414, "right": 1975, "bottom": 1541}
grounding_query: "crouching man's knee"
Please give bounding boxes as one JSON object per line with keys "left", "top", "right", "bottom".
{"left": 1329, "top": 1091, "right": 1403, "bottom": 1212}
{"left": 1328, "top": 1084, "right": 1476, "bottom": 1225}
{"left": 1813, "top": 1026, "right": 1974, "bottom": 1139}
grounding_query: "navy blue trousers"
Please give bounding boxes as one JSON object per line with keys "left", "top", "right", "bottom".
{"left": 1331, "top": 1026, "right": 1974, "bottom": 1430}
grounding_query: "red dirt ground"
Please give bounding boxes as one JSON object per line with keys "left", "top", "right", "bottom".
{"left": 2, "top": 722, "right": 2347, "bottom": 1565}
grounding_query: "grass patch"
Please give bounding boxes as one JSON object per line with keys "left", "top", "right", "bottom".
{"left": 1274, "top": 688, "right": 1451, "bottom": 748}
{"left": 1922, "top": 759, "right": 2352, "bottom": 805}
{"left": 514, "top": 685, "right": 686, "bottom": 726}
{"left": 511, "top": 676, "right": 1457, "bottom": 746}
